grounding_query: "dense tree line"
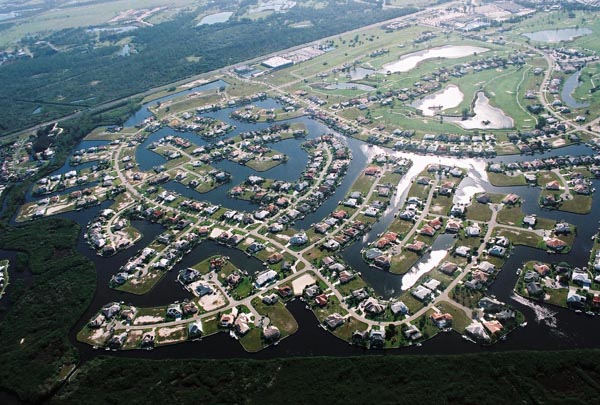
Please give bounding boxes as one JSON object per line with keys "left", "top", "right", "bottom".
{"left": 54, "top": 350, "right": 600, "bottom": 403}
{"left": 0, "top": 3, "right": 416, "bottom": 135}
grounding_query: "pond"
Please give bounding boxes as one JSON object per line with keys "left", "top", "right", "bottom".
{"left": 197, "top": 12, "right": 233, "bottom": 26}
{"left": 523, "top": 28, "right": 593, "bottom": 43}
{"left": 561, "top": 70, "right": 590, "bottom": 109}
{"left": 411, "top": 85, "right": 464, "bottom": 116}
{"left": 347, "top": 67, "right": 375, "bottom": 80}
{"left": 380, "top": 45, "right": 489, "bottom": 73}
{"left": 323, "top": 82, "right": 375, "bottom": 91}
{"left": 447, "top": 91, "right": 513, "bottom": 129}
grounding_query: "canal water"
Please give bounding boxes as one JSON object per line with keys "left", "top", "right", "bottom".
{"left": 2, "top": 80, "right": 600, "bottom": 360}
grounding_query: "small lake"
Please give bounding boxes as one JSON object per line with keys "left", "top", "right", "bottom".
{"left": 561, "top": 70, "right": 590, "bottom": 109}
{"left": 448, "top": 92, "right": 513, "bottom": 129}
{"left": 324, "top": 82, "right": 375, "bottom": 91}
{"left": 197, "top": 12, "right": 233, "bottom": 26}
{"left": 411, "top": 85, "right": 464, "bottom": 116}
{"left": 523, "top": 28, "right": 593, "bottom": 43}
{"left": 381, "top": 45, "right": 489, "bottom": 73}
{"left": 347, "top": 67, "right": 375, "bottom": 80}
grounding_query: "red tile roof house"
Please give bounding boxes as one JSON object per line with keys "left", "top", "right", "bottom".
{"left": 364, "top": 166, "right": 380, "bottom": 176}
{"left": 315, "top": 294, "right": 328, "bottom": 307}
{"left": 533, "top": 263, "right": 551, "bottom": 276}
{"left": 406, "top": 240, "right": 427, "bottom": 253}
{"left": 419, "top": 225, "right": 436, "bottom": 237}
{"left": 546, "top": 238, "right": 567, "bottom": 251}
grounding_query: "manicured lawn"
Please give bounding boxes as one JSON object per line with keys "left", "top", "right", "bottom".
{"left": 487, "top": 172, "right": 526, "bottom": 187}
{"left": 466, "top": 202, "right": 492, "bottom": 222}
{"left": 239, "top": 328, "right": 264, "bottom": 352}
{"left": 251, "top": 298, "right": 298, "bottom": 336}
{"left": 332, "top": 317, "right": 368, "bottom": 342}
{"left": 436, "top": 300, "right": 472, "bottom": 333}
{"left": 560, "top": 194, "right": 592, "bottom": 214}
{"left": 495, "top": 228, "right": 544, "bottom": 249}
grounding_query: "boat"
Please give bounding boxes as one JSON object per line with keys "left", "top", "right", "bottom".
{"left": 520, "top": 322, "right": 527, "bottom": 327}
{"left": 585, "top": 311, "right": 595, "bottom": 317}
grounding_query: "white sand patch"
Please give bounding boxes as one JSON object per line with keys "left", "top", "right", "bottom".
{"left": 292, "top": 273, "right": 316, "bottom": 295}
{"left": 158, "top": 326, "right": 185, "bottom": 338}
{"left": 134, "top": 315, "right": 163, "bottom": 325}
{"left": 199, "top": 291, "right": 227, "bottom": 311}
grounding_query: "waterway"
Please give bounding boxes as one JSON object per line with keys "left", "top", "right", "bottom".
{"left": 561, "top": 70, "right": 590, "bottom": 109}
{"left": 523, "top": 28, "right": 593, "bottom": 43}
{"left": 381, "top": 45, "right": 489, "bottom": 74}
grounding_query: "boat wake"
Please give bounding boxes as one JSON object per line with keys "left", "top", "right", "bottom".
{"left": 510, "top": 293, "right": 564, "bottom": 334}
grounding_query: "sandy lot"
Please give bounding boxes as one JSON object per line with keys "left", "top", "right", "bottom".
{"left": 199, "top": 290, "right": 227, "bottom": 311}
{"left": 292, "top": 273, "right": 316, "bottom": 295}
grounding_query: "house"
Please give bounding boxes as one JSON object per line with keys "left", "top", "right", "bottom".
{"left": 304, "top": 284, "right": 320, "bottom": 298}
{"left": 234, "top": 313, "right": 250, "bottom": 335}
{"left": 412, "top": 285, "right": 432, "bottom": 301}
{"left": 523, "top": 215, "right": 537, "bottom": 227}
{"left": 420, "top": 225, "right": 436, "bottom": 237}
{"left": 324, "top": 313, "right": 345, "bottom": 329}
{"left": 278, "top": 285, "right": 293, "bottom": 297}
{"left": 439, "top": 261, "right": 459, "bottom": 276}
{"left": 289, "top": 232, "right": 308, "bottom": 246}
{"left": 567, "top": 291, "right": 586, "bottom": 309}
{"left": 102, "top": 302, "right": 121, "bottom": 319}
{"left": 533, "top": 263, "right": 551, "bottom": 277}
{"left": 352, "top": 288, "right": 369, "bottom": 302}
{"left": 545, "top": 238, "right": 567, "bottom": 251}
{"left": 339, "top": 270, "right": 355, "bottom": 284}
{"left": 571, "top": 268, "right": 591, "bottom": 287}
{"left": 431, "top": 312, "right": 453, "bottom": 328}
{"left": 255, "top": 269, "right": 278, "bottom": 288}
{"left": 167, "top": 304, "right": 183, "bottom": 319}
{"left": 195, "top": 283, "right": 213, "bottom": 297}
{"left": 107, "top": 333, "right": 127, "bottom": 349}
{"left": 478, "top": 261, "right": 496, "bottom": 274}
{"left": 554, "top": 222, "right": 571, "bottom": 235}
{"left": 188, "top": 321, "right": 203, "bottom": 338}
{"left": 369, "top": 329, "right": 385, "bottom": 348}
{"left": 263, "top": 325, "right": 281, "bottom": 341}
{"left": 483, "top": 320, "right": 504, "bottom": 335}
{"left": 478, "top": 296, "right": 504, "bottom": 312}
{"left": 466, "top": 321, "right": 490, "bottom": 342}
{"left": 403, "top": 325, "right": 422, "bottom": 341}
{"left": 406, "top": 240, "right": 426, "bottom": 253}
{"left": 267, "top": 253, "right": 284, "bottom": 264}
{"left": 489, "top": 245, "right": 506, "bottom": 258}
{"left": 262, "top": 294, "right": 279, "bottom": 305}
{"left": 363, "top": 297, "right": 385, "bottom": 315}
{"left": 315, "top": 294, "right": 328, "bottom": 307}
{"left": 526, "top": 282, "right": 544, "bottom": 297}
{"left": 445, "top": 220, "right": 462, "bottom": 233}
{"left": 450, "top": 204, "right": 465, "bottom": 217}
{"left": 182, "top": 301, "right": 198, "bottom": 316}
{"left": 465, "top": 224, "right": 481, "bottom": 237}
{"left": 179, "top": 268, "right": 201, "bottom": 284}
{"left": 502, "top": 193, "right": 520, "bottom": 205}
{"left": 423, "top": 279, "right": 440, "bottom": 291}
{"left": 390, "top": 301, "right": 409, "bottom": 316}
{"left": 545, "top": 180, "right": 560, "bottom": 190}
{"left": 220, "top": 313, "right": 236, "bottom": 328}
{"left": 455, "top": 246, "right": 470, "bottom": 257}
